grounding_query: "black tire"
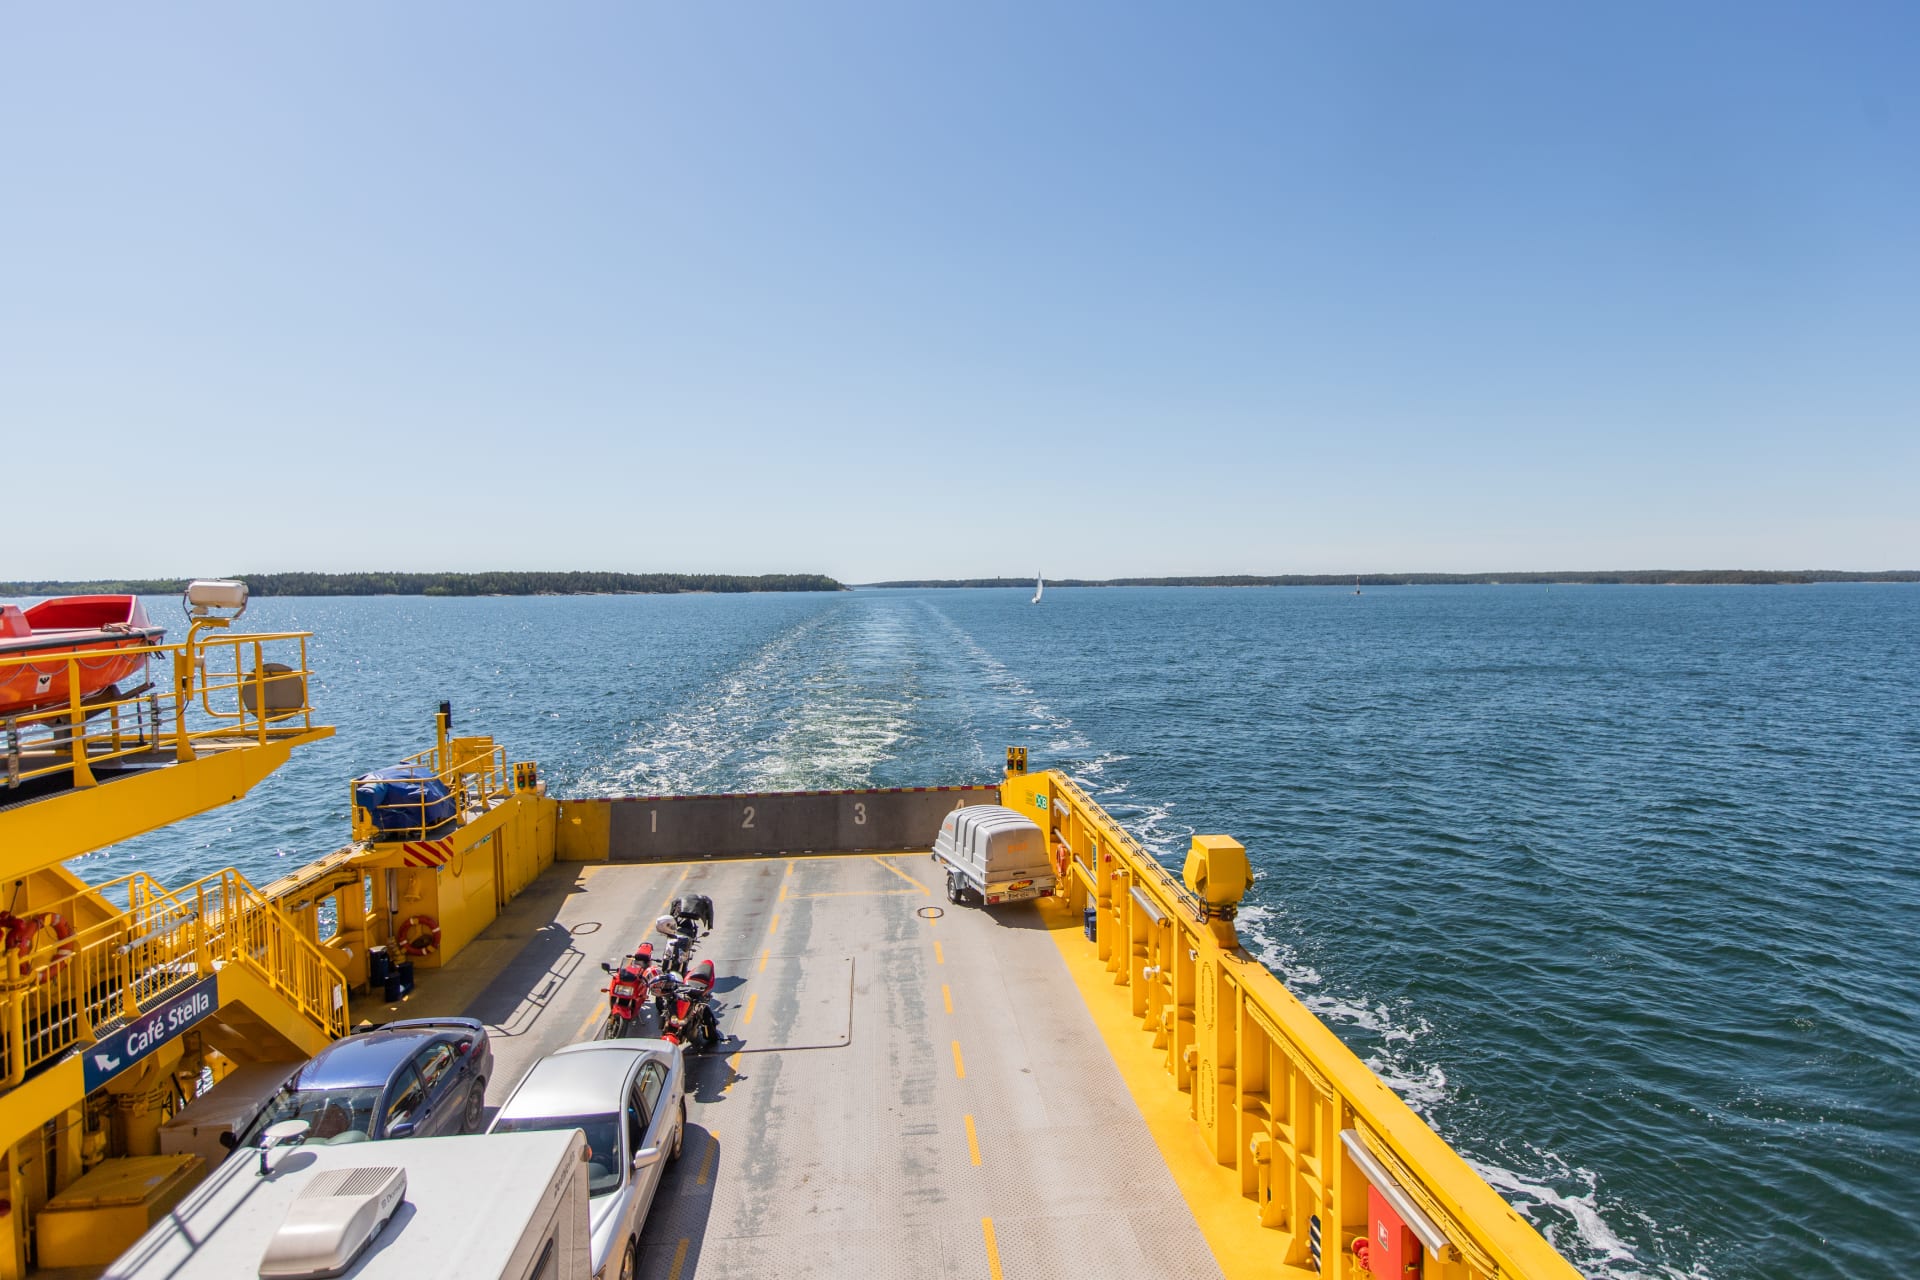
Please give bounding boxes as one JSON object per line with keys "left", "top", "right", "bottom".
{"left": 669, "top": 1102, "right": 686, "bottom": 1161}
{"left": 461, "top": 1079, "right": 486, "bottom": 1133}
{"left": 617, "top": 1236, "right": 637, "bottom": 1280}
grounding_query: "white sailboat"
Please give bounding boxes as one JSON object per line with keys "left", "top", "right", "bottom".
{"left": 1032, "top": 572, "right": 1044, "bottom": 604}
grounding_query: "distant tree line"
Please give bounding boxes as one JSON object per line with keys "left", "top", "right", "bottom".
{"left": 0, "top": 571, "right": 847, "bottom": 597}
{"left": 861, "top": 570, "right": 1920, "bottom": 588}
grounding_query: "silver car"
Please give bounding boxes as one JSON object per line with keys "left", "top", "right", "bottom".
{"left": 489, "top": 1040, "right": 687, "bottom": 1280}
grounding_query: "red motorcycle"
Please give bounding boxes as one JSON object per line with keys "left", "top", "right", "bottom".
{"left": 659, "top": 958, "right": 718, "bottom": 1053}
{"left": 600, "top": 941, "right": 662, "bottom": 1039}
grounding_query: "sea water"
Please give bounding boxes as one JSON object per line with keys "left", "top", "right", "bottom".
{"left": 71, "top": 584, "right": 1920, "bottom": 1279}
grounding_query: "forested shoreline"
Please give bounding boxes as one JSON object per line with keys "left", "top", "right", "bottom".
{"left": 0, "top": 572, "right": 847, "bottom": 597}
{"left": 861, "top": 571, "right": 1919, "bottom": 588}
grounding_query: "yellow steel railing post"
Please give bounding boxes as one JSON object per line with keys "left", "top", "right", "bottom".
{"left": 194, "top": 882, "right": 212, "bottom": 976}
{"left": 171, "top": 646, "right": 197, "bottom": 762}
{"left": 251, "top": 641, "right": 267, "bottom": 745}
{"left": 3, "top": 951, "right": 24, "bottom": 1088}
{"left": 64, "top": 658, "right": 97, "bottom": 787}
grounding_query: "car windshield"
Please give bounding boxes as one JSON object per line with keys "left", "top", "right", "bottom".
{"left": 493, "top": 1113, "right": 623, "bottom": 1195}
{"left": 244, "top": 1087, "right": 383, "bottom": 1147}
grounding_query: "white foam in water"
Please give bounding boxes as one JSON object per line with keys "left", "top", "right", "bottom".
{"left": 1235, "top": 908, "right": 1699, "bottom": 1280}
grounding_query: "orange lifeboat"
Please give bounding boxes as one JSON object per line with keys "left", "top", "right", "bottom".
{"left": 0, "top": 595, "right": 166, "bottom": 716}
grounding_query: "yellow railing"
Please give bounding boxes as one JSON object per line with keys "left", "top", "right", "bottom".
{"left": 1019, "top": 768, "right": 1580, "bottom": 1280}
{"left": 0, "top": 867, "right": 346, "bottom": 1087}
{"left": 350, "top": 733, "right": 516, "bottom": 843}
{"left": 0, "top": 630, "right": 317, "bottom": 790}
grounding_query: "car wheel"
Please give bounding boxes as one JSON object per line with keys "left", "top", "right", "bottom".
{"left": 461, "top": 1079, "right": 486, "bottom": 1133}
{"left": 617, "top": 1236, "right": 637, "bottom": 1280}
{"left": 669, "top": 1102, "right": 686, "bottom": 1161}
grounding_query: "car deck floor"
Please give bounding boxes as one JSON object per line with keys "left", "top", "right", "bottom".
{"left": 380, "top": 852, "right": 1224, "bottom": 1280}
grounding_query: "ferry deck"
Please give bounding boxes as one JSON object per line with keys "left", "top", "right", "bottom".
{"left": 394, "top": 851, "right": 1222, "bottom": 1279}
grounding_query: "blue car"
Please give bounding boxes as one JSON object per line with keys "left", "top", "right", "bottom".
{"left": 235, "top": 1017, "right": 493, "bottom": 1149}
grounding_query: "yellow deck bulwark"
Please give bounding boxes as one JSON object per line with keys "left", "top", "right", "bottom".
{"left": 1005, "top": 769, "right": 1581, "bottom": 1280}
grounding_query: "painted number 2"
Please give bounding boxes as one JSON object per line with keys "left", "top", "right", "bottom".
{"left": 853, "top": 802, "right": 867, "bottom": 825}
{"left": 742, "top": 805, "right": 755, "bottom": 829}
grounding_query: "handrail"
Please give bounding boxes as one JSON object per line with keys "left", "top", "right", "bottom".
{"left": 349, "top": 738, "right": 516, "bottom": 843}
{"left": 1050, "top": 771, "right": 1207, "bottom": 920}
{"left": 0, "top": 631, "right": 317, "bottom": 790}
{"left": 1020, "top": 768, "right": 1580, "bottom": 1280}
{"left": 0, "top": 864, "right": 345, "bottom": 1087}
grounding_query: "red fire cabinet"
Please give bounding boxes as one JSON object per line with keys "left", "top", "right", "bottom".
{"left": 1363, "top": 1185, "right": 1423, "bottom": 1279}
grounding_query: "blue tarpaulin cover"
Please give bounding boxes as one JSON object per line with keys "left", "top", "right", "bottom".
{"left": 354, "top": 765, "right": 456, "bottom": 832}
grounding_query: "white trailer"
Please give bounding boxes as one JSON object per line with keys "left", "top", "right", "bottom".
{"left": 105, "top": 1129, "right": 592, "bottom": 1280}
{"left": 931, "top": 804, "right": 1056, "bottom": 906}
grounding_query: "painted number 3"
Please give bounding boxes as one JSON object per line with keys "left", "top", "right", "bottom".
{"left": 853, "top": 802, "right": 867, "bottom": 825}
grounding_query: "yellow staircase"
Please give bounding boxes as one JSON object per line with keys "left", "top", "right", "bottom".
{"left": 2, "top": 869, "right": 344, "bottom": 1080}
{"left": 0, "top": 606, "right": 343, "bottom": 1276}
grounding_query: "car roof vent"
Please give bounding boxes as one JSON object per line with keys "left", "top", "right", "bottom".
{"left": 258, "top": 1165, "right": 407, "bottom": 1279}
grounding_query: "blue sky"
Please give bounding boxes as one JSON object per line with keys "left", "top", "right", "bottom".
{"left": 3, "top": 2, "right": 1914, "bottom": 581}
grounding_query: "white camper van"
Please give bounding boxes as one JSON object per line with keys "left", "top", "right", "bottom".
{"left": 105, "top": 1128, "right": 593, "bottom": 1280}
{"left": 931, "top": 804, "right": 1056, "bottom": 906}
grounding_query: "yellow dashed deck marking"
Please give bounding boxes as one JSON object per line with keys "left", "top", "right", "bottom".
{"left": 942, "top": 984, "right": 953, "bottom": 1014}
{"left": 769, "top": 913, "right": 780, "bottom": 935}
{"left": 722, "top": 1052, "right": 742, "bottom": 1094}
{"left": 965, "top": 1113, "right": 981, "bottom": 1166}
{"left": 759, "top": 948, "right": 770, "bottom": 973}
{"left": 934, "top": 941, "right": 944, "bottom": 965}
{"left": 694, "top": 1129, "right": 719, "bottom": 1187}
{"left": 572, "top": 1002, "right": 605, "bottom": 1041}
{"left": 779, "top": 879, "right": 788, "bottom": 902}
{"left": 742, "top": 992, "right": 759, "bottom": 1027}
{"left": 877, "top": 856, "right": 930, "bottom": 894}
{"left": 669, "top": 1237, "right": 691, "bottom": 1279}
{"left": 951, "top": 1040, "right": 966, "bottom": 1079}
{"left": 982, "top": 1218, "right": 1003, "bottom": 1280}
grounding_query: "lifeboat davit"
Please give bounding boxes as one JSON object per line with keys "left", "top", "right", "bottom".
{"left": 0, "top": 596, "right": 166, "bottom": 716}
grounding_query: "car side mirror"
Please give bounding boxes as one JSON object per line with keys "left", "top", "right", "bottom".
{"left": 633, "top": 1146, "right": 661, "bottom": 1170}
{"left": 388, "top": 1120, "right": 416, "bottom": 1139}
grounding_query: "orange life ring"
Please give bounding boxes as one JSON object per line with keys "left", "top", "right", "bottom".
{"left": 2, "top": 911, "right": 75, "bottom": 980}
{"left": 397, "top": 915, "right": 441, "bottom": 957}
